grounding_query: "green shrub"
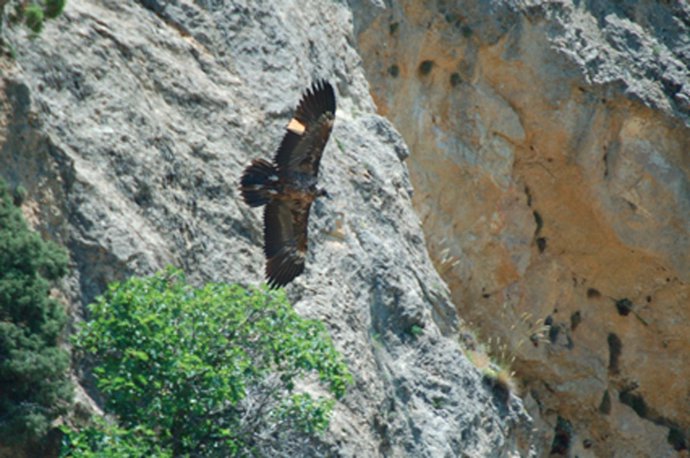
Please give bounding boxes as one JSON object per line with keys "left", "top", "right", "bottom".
{"left": 0, "top": 179, "right": 71, "bottom": 444}
{"left": 1, "top": 0, "right": 67, "bottom": 41}
{"left": 12, "top": 184, "right": 27, "bottom": 206}
{"left": 66, "top": 269, "right": 351, "bottom": 456}
{"left": 60, "top": 421, "right": 171, "bottom": 458}
{"left": 44, "top": 0, "right": 66, "bottom": 19}
{"left": 23, "top": 4, "right": 44, "bottom": 34}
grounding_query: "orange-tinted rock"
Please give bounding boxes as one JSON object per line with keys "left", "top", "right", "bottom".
{"left": 355, "top": 0, "right": 690, "bottom": 455}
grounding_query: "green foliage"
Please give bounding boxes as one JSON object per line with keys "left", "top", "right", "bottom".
{"left": 69, "top": 268, "right": 351, "bottom": 456}
{"left": 60, "top": 421, "right": 171, "bottom": 458}
{"left": 23, "top": 4, "right": 44, "bottom": 34}
{"left": 335, "top": 137, "right": 346, "bottom": 154}
{"left": 409, "top": 324, "right": 424, "bottom": 338}
{"left": 12, "top": 184, "right": 27, "bottom": 206}
{"left": 0, "top": 179, "right": 71, "bottom": 444}
{"left": 278, "top": 393, "right": 334, "bottom": 435}
{"left": 44, "top": 0, "right": 66, "bottom": 19}
{"left": 1, "top": 0, "right": 67, "bottom": 43}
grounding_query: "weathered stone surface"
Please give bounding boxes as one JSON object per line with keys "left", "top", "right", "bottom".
{"left": 353, "top": 0, "right": 689, "bottom": 456}
{"left": 1, "top": 0, "right": 531, "bottom": 456}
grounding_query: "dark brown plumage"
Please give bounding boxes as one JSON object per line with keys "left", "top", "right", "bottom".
{"left": 240, "top": 80, "right": 336, "bottom": 288}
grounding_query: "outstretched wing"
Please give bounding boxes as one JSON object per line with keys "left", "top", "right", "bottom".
{"left": 274, "top": 80, "right": 336, "bottom": 177}
{"left": 263, "top": 200, "right": 311, "bottom": 288}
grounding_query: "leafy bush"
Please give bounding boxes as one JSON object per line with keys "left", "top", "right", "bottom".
{"left": 1, "top": 0, "right": 67, "bottom": 40}
{"left": 0, "top": 179, "right": 71, "bottom": 444}
{"left": 64, "top": 269, "right": 351, "bottom": 456}
{"left": 43, "top": 0, "right": 66, "bottom": 19}
{"left": 60, "top": 421, "right": 171, "bottom": 458}
{"left": 23, "top": 4, "right": 44, "bottom": 33}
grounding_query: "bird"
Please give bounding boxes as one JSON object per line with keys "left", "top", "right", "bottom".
{"left": 240, "top": 80, "right": 336, "bottom": 288}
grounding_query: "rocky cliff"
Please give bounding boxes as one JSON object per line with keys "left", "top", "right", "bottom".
{"left": 353, "top": 1, "right": 690, "bottom": 456}
{"left": 1, "top": 0, "right": 688, "bottom": 456}
{"left": 1, "top": 0, "right": 530, "bottom": 456}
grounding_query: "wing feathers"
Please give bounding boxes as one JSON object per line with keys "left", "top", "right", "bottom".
{"left": 263, "top": 201, "right": 310, "bottom": 288}
{"left": 263, "top": 202, "right": 292, "bottom": 259}
{"left": 274, "top": 130, "right": 302, "bottom": 170}
{"left": 274, "top": 81, "right": 336, "bottom": 170}
{"left": 266, "top": 249, "right": 305, "bottom": 289}
{"left": 294, "top": 80, "right": 336, "bottom": 125}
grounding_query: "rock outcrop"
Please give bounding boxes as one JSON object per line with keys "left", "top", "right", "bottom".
{"left": 1, "top": 0, "right": 531, "bottom": 456}
{"left": 353, "top": 1, "right": 689, "bottom": 456}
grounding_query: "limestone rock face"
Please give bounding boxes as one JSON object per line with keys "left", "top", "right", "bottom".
{"left": 1, "top": 0, "right": 531, "bottom": 456}
{"left": 353, "top": 0, "right": 690, "bottom": 456}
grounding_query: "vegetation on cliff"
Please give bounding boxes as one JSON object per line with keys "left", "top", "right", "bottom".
{"left": 0, "top": 179, "right": 72, "bottom": 444}
{"left": 61, "top": 268, "right": 351, "bottom": 456}
{"left": 1, "top": 0, "right": 66, "bottom": 37}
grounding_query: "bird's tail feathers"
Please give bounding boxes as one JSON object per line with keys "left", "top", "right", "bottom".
{"left": 240, "top": 159, "right": 278, "bottom": 207}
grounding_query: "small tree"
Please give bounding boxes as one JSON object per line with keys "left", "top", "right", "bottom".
{"left": 64, "top": 269, "right": 351, "bottom": 456}
{"left": 0, "top": 179, "right": 72, "bottom": 444}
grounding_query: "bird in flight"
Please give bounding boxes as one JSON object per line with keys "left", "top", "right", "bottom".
{"left": 240, "top": 80, "right": 336, "bottom": 288}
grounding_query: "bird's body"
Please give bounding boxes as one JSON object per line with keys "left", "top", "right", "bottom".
{"left": 240, "top": 80, "right": 336, "bottom": 288}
